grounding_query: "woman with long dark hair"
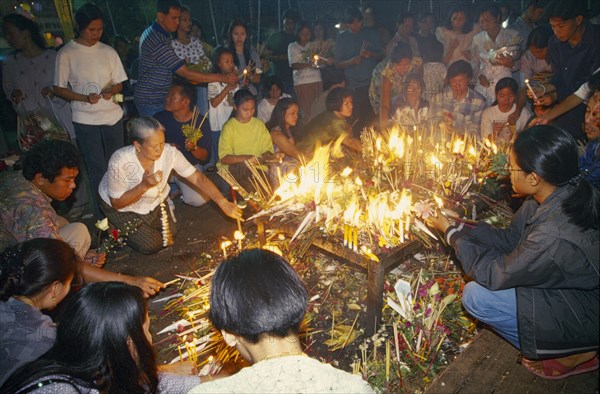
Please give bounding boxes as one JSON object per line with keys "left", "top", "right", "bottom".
{"left": 227, "top": 19, "right": 261, "bottom": 96}
{"left": 428, "top": 125, "right": 599, "bottom": 380}
{"left": 266, "top": 97, "right": 301, "bottom": 160}
{"left": 1, "top": 282, "right": 200, "bottom": 393}
{"left": 0, "top": 239, "right": 77, "bottom": 386}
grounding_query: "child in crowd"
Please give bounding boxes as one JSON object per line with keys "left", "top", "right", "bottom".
{"left": 256, "top": 76, "right": 291, "bottom": 123}
{"left": 480, "top": 77, "right": 531, "bottom": 141}
{"left": 420, "top": 39, "right": 447, "bottom": 102}
{"left": 208, "top": 47, "right": 239, "bottom": 167}
{"left": 218, "top": 89, "right": 274, "bottom": 191}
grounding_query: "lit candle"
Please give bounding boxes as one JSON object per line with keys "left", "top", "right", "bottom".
{"left": 220, "top": 240, "right": 231, "bottom": 259}
{"left": 353, "top": 226, "right": 358, "bottom": 252}
{"left": 524, "top": 79, "right": 539, "bottom": 101}
{"left": 234, "top": 230, "right": 245, "bottom": 250}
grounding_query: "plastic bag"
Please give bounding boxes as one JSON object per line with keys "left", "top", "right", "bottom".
{"left": 16, "top": 103, "right": 70, "bottom": 151}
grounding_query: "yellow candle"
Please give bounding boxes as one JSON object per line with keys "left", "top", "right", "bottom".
{"left": 353, "top": 226, "right": 358, "bottom": 252}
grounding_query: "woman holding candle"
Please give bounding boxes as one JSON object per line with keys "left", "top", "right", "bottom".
{"left": 98, "top": 117, "right": 241, "bottom": 254}
{"left": 53, "top": 3, "right": 127, "bottom": 219}
{"left": 288, "top": 20, "right": 324, "bottom": 123}
{"left": 1, "top": 282, "right": 201, "bottom": 393}
{"left": 427, "top": 125, "right": 599, "bottom": 379}
{"left": 480, "top": 77, "right": 531, "bottom": 141}
{"left": 369, "top": 42, "right": 421, "bottom": 130}
{"left": 188, "top": 249, "right": 374, "bottom": 393}
{"left": 227, "top": 19, "right": 261, "bottom": 96}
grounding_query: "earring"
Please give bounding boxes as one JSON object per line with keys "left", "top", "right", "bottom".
{"left": 51, "top": 294, "right": 57, "bottom": 309}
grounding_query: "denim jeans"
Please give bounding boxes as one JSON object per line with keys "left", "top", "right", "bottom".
{"left": 135, "top": 102, "right": 165, "bottom": 117}
{"left": 462, "top": 281, "right": 520, "bottom": 349}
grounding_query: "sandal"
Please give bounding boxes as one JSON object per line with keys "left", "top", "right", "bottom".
{"left": 521, "top": 355, "right": 599, "bottom": 380}
{"left": 83, "top": 250, "right": 107, "bottom": 268}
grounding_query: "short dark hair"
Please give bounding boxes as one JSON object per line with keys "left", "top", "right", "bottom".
{"left": 1, "top": 282, "right": 159, "bottom": 393}
{"left": 513, "top": 126, "right": 599, "bottom": 230}
{"left": 156, "top": 0, "right": 181, "bottom": 14}
{"left": 282, "top": 8, "right": 300, "bottom": 21}
{"left": 209, "top": 249, "right": 308, "bottom": 343}
{"left": 525, "top": 0, "right": 550, "bottom": 10}
{"left": 343, "top": 7, "right": 363, "bottom": 24}
{"left": 396, "top": 12, "right": 415, "bottom": 25}
{"left": 113, "top": 34, "right": 129, "bottom": 47}
{"left": 446, "top": 60, "right": 473, "bottom": 81}
{"left": 22, "top": 140, "right": 79, "bottom": 182}
{"left": 444, "top": 7, "right": 473, "bottom": 34}
{"left": 3, "top": 14, "right": 46, "bottom": 51}
{"left": 495, "top": 77, "right": 518, "bottom": 95}
{"left": 211, "top": 46, "right": 234, "bottom": 73}
{"left": 294, "top": 20, "right": 311, "bottom": 40}
{"left": 390, "top": 42, "right": 413, "bottom": 63}
{"left": 326, "top": 87, "right": 353, "bottom": 112}
{"left": 263, "top": 75, "right": 284, "bottom": 95}
{"left": 0, "top": 239, "right": 78, "bottom": 301}
{"left": 74, "top": 2, "right": 104, "bottom": 35}
{"left": 526, "top": 25, "right": 553, "bottom": 48}
{"left": 478, "top": 3, "right": 502, "bottom": 20}
{"left": 170, "top": 81, "right": 197, "bottom": 111}
{"left": 544, "top": 0, "right": 588, "bottom": 20}
{"left": 233, "top": 89, "right": 256, "bottom": 107}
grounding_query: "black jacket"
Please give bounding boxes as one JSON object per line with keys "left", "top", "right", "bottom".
{"left": 449, "top": 186, "right": 599, "bottom": 359}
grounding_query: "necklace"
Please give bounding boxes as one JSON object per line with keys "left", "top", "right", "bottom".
{"left": 257, "top": 351, "right": 307, "bottom": 363}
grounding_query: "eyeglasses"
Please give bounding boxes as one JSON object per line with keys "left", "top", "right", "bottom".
{"left": 504, "top": 163, "right": 524, "bottom": 172}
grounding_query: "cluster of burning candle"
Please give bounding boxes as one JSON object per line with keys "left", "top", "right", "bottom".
{"left": 245, "top": 124, "right": 503, "bottom": 255}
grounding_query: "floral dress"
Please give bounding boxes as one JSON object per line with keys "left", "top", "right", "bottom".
{"left": 369, "top": 58, "right": 422, "bottom": 114}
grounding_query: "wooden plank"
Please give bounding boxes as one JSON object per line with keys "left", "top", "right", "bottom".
{"left": 426, "top": 329, "right": 599, "bottom": 394}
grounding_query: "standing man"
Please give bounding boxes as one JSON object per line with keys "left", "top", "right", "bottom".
{"left": 134, "top": 0, "right": 237, "bottom": 116}
{"left": 266, "top": 8, "right": 299, "bottom": 97}
{"left": 335, "top": 7, "right": 383, "bottom": 135}
{"left": 509, "top": 0, "right": 549, "bottom": 52}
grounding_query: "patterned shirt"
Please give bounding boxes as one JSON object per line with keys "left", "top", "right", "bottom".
{"left": 430, "top": 87, "right": 487, "bottom": 134}
{"left": 0, "top": 172, "right": 60, "bottom": 251}
{"left": 369, "top": 58, "right": 422, "bottom": 114}
{"left": 0, "top": 298, "right": 56, "bottom": 387}
{"left": 134, "top": 22, "right": 185, "bottom": 105}
{"left": 171, "top": 37, "right": 207, "bottom": 65}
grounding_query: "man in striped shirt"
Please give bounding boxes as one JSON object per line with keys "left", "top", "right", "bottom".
{"left": 134, "top": 0, "right": 237, "bottom": 117}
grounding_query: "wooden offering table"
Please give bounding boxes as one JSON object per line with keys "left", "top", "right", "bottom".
{"left": 256, "top": 219, "right": 421, "bottom": 337}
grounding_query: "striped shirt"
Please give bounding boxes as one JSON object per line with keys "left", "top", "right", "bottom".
{"left": 134, "top": 22, "right": 184, "bottom": 105}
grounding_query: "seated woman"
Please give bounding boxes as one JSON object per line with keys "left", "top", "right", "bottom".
{"left": 480, "top": 77, "right": 531, "bottom": 141}
{"left": 296, "top": 87, "right": 362, "bottom": 154}
{"left": 218, "top": 89, "right": 274, "bottom": 191}
{"left": 1, "top": 282, "right": 200, "bottom": 393}
{"left": 430, "top": 60, "right": 487, "bottom": 134}
{"left": 266, "top": 98, "right": 302, "bottom": 161}
{"left": 188, "top": 249, "right": 374, "bottom": 393}
{"left": 154, "top": 81, "right": 212, "bottom": 207}
{"left": 256, "top": 76, "right": 291, "bottom": 123}
{"left": 391, "top": 73, "right": 429, "bottom": 128}
{"left": 0, "top": 239, "right": 77, "bottom": 386}
{"left": 99, "top": 117, "right": 241, "bottom": 255}
{"left": 427, "top": 125, "right": 599, "bottom": 380}
{"left": 369, "top": 43, "right": 421, "bottom": 129}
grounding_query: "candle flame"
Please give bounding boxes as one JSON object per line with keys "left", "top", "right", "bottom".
{"left": 234, "top": 230, "right": 245, "bottom": 240}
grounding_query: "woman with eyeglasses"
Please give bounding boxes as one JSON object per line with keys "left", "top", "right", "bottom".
{"left": 427, "top": 125, "right": 599, "bottom": 380}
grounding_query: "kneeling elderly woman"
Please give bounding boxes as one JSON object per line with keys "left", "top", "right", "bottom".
{"left": 99, "top": 117, "right": 242, "bottom": 254}
{"left": 428, "top": 125, "right": 599, "bottom": 380}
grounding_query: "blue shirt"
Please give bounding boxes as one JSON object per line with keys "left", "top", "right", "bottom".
{"left": 153, "top": 110, "right": 212, "bottom": 165}
{"left": 580, "top": 140, "right": 600, "bottom": 190}
{"left": 335, "top": 28, "right": 382, "bottom": 89}
{"left": 134, "top": 22, "right": 185, "bottom": 105}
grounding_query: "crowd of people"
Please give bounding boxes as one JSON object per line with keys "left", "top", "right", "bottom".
{"left": 1, "top": 0, "right": 599, "bottom": 391}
